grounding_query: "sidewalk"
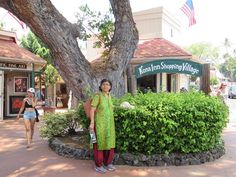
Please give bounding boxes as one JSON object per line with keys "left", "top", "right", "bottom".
{"left": 0, "top": 110, "right": 236, "bottom": 177}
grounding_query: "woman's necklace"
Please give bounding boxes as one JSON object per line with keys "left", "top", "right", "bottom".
{"left": 27, "top": 98, "right": 32, "bottom": 105}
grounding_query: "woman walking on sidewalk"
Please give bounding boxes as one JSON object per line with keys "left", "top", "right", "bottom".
{"left": 217, "top": 83, "right": 228, "bottom": 104}
{"left": 89, "top": 79, "right": 116, "bottom": 173}
{"left": 16, "top": 88, "right": 37, "bottom": 148}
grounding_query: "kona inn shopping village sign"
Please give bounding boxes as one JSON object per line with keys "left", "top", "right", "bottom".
{"left": 135, "top": 59, "right": 203, "bottom": 78}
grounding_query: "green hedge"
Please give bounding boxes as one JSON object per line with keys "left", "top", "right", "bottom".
{"left": 41, "top": 92, "right": 228, "bottom": 155}
{"left": 113, "top": 92, "right": 228, "bottom": 155}
{"left": 40, "top": 110, "right": 80, "bottom": 139}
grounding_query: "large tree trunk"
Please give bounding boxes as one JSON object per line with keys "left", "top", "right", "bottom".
{"left": 0, "top": 0, "right": 138, "bottom": 100}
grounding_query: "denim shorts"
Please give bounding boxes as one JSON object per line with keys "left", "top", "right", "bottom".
{"left": 23, "top": 110, "right": 36, "bottom": 120}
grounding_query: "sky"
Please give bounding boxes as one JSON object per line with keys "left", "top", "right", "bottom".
{"left": 1, "top": 0, "right": 236, "bottom": 48}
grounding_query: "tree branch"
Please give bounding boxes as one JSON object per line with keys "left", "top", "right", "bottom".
{"left": 1, "top": 0, "right": 97, "bottom": 99}
{"left": 0, "top": 0, "right": 139, "bottom": 98}
{"left": 108, "top": 0, "right": 139, "bottom": 73}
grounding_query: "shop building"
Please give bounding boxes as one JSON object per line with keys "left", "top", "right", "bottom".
{"left": 0, "top": 30, "right": 46, "bottom": 120}
{"left": 45, "top": 77, "right": 69, "bottom": 108}
{"left": 126, "top": 38, "right": 203, "bottom": 94}
{"left": 88, "top": 7, "right": 203, "bottom": 94}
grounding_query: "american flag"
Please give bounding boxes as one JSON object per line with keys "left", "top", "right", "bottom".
{"left": 181, "top": 0, "right": 196, "bottom": 26}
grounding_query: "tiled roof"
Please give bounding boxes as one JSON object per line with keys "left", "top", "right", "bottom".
{"left": 90, "top": 38, "right": 193, "bottom": 66}
{"left": 0, "top": 39, "right": 46, "bottom": 65}
{"left": 133, "top": 38, "right": 192, "bottom": 58}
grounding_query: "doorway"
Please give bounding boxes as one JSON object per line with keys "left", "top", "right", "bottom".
{"left": 137, "top": 74, "right": 156, "bottom": 93}
{"left": 167, "top": 73, "right": 177, "bottom": 93}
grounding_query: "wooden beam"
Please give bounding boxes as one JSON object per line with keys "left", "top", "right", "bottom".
{"left": 200, "top": 64, "right": 211, "bottom": 94}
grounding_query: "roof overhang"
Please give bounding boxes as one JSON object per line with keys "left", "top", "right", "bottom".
{"left": 130, "top": 56, "right": 204, "bottom": 66}
{"left": 0, "top": 31, "right": 46, "bottom": 70}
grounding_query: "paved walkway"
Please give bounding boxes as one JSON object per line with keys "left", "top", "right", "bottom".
{"left": 1, "top": 106, "right": 236, "bottom": 177}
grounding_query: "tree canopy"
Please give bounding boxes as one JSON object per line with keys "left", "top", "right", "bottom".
{"left": 75, "top": 4, "right": 114, "bottom": 52}
{"left": 21, "top": 31, "right": 52, "bottom": 64}
{"left": 21, "top": 31, "right": 60, "bottom": 87}
{"left": 185, "top": 42, "right": 220, "bottom": 64}
{"left": 185, "top": 39, "right": 236, "bottom": 81}
{"left": 219, "top": 38, "right": 236, "bottom": 81}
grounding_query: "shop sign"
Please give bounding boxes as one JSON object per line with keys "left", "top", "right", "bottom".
{"left": 0, "top": 62, "right": 27, "bottom": 69}
{"left": 135, "top": 59, "right": 202, "bottom": 78}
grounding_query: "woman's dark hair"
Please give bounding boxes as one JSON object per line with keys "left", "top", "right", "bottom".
{"left": 219, "top": 83, "right": 227, "bottom": 89}
{"left": 99, "top": 79, "right": 112, "bottom": 92}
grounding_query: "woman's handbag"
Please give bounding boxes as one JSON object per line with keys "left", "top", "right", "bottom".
{"left": 35, "top": 108, "right": 39, "bottom": 122}
{"left": 83, "top": 93, "right": 100, "bottom": 119}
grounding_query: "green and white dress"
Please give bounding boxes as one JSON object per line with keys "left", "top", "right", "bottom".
{"left": 91, "top": 92, "right": 116, "bottom": 150}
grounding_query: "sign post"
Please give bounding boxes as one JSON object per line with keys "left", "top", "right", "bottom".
{"left": 200, "top": 64, "right": 211, "bottom": 95}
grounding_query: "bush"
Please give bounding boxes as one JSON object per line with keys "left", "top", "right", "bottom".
{"left": 43, "top": 92, "right": 228, "bottom": 156}
{"left": 113, "top": 92, "right": 228, "bottom": 155}
{"left": 210, "top": 77, "right": 219, "bottom": 86}
{"left": 40, "top": 110, "right": 80, "bottom": 139}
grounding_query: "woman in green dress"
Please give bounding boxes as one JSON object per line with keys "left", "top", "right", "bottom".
{"left": 89, "top": 79, "right": 116, "bottom": 173}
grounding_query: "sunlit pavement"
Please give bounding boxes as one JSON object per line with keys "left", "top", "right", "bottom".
{"left": 36, "top": 107, "right": 69, "bottom": 116}
{"left": 1, "top": 100, "right": 236, "bottom": 177}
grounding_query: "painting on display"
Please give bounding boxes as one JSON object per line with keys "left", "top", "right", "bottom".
{"left": 9, "top": 96, "right": 25, "bottom": 114}
{"left": 14, "top": 77, "right": 28, "bottom": 93}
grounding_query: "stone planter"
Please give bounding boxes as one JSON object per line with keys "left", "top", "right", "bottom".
{"left": 49, "top": 137, "right": 225, "bottom": 166}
